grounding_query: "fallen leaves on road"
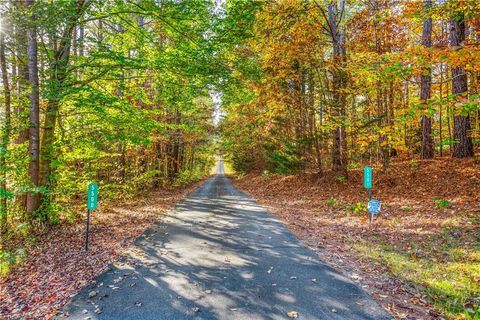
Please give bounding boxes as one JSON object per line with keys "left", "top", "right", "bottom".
{"left": 191, "top": 306, "right": 200, "bottom": 313}
{"left": 287, "top": 310, "right": 299, "bottom": 318}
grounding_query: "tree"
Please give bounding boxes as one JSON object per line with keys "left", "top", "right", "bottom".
{"left": 325, "top": 0, "right": 348, "bottom": 175}
{"left": 39, "top": 0, "right": 89, "bottom": 204}
{"left": 450, "top": 12, "right": 474, "bottom": 158}
{"left": 0, "top": 0, "right": 217, "bottom": 231}
{"left": 25, "top": 0, "right": 40, "bottom": 214}
{"left": 420, "top": 0, "right": 434, "bottom": 159}
{"left": 0, "top": 21, "right": 12, "bottom": 232}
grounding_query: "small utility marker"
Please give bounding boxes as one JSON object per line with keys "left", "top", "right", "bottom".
{"left": 85, "top": 183, "right": 98, "bottom": 252}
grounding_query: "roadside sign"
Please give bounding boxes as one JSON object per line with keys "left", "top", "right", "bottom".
{"left": 364, "top": 166, "right": 372, "bottom": 189}
{"left": 85, "top": 183, "right": 98, "bottom": 252}
{"left": 368, "top": 199, "right": 381, "bottom": 215}
{"left": 87, "top": 183, "right": 98, "bottom": 210}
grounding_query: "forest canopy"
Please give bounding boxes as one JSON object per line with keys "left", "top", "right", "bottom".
{"left": 0, "top": 0, "right": 478, "bottom": 251}
{"left": 219, "top": 0, "right": 480, "bottom": 175}
{"left": 0, "top": 1, "right": 479, "bottom": 319}
{"left": 0, "top": 0, "right": 221, "bottom": 234}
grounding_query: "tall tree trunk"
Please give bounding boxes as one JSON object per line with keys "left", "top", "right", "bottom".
{"left": 115, "top": 23, "right": 126, "bottom": 183}
{"left": 39, "top": 0, "right": 87, "bottom": 209}
{"left": 0, "top": 31, "right": 12, "bottom": 232}
{"left": 450, "top": 12, "right": 474, "bottom": 157}
{"left": 328, "top": 0, "right": 348, "bottom": 175}
{"left": 447, "top": 76, "right": 453, "bottom": 155}
{"left": 14, "top": 0, "right": 29, "bottom": 145}
{"left": 439, "top": 62, "right": 444, "bottom": 157}
{"left": 420, "top": 0, "right": 434, "bottom": 159}
{"left": 25, "top": 0, "right": 40, "bottom": 214}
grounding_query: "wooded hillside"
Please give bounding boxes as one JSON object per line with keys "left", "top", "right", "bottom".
{"left": 219, "top": 0, "right": 480, "bottom": 175}
{"left": 0, "top": 1, "right": 479, "bottom": 319}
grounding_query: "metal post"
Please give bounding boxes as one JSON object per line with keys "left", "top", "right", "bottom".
{"left": 369, "top": 189, "right": 373, "bottom": 223}
{"left": 85, "top": 209, "right": 90, "bottom": 252}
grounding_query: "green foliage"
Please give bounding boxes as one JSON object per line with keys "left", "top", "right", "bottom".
{"left": 337, "top": 175, "right": 346, "bottom": 183}
{"left": 0, "top": 0, "right": 216, "bottom": 245}
{"left": 0, "top": 248, "right": 27, "bottom": 277}
{"left": 433, "top": 198, "right": 450, "bottom": 209}
{"left": 345, "top": 201, "right": 367, "bottom": 216}
{"left": 174, "top": 165, "right": 213, "bottom": 187}
{"left": 326, "top": 196, "right": 341, "bottom": 208}
{"left": 410, "top": 161, "right": 420, "bottom": 169}
{"left": 266, "top": 142, "right": 303, "bottom": 175}
{"left": 231, "top": 151, "right": 257, "bottom": 174}
{"left": 347, "top": 162, "right": 360, "bottom": 171}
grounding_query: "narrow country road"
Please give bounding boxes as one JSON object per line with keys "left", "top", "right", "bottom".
{"left": 58, "top": 160, "right": 391, "bottom": 320}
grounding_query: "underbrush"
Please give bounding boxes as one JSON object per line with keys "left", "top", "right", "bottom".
{"left": 0, "top": 167, "right": 210, "bottom": 279}
{"left": 0, "top": 248, "right": 27, "bottom": 277}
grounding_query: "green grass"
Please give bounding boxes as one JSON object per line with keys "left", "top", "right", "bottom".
{"left": 355, "top": 229, "right": 480, "bottom": 319}
{"left": 433, "top": 198, "right": 450, "bottom": 209}
{"left": 345, "top": 201, "right": 368, "bottom": 216}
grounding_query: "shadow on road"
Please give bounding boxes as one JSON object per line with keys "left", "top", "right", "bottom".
{"left": 58, "top": 168, "right": 391, "bottom": 320}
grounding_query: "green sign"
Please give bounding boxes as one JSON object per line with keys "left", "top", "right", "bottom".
{"left": 87, "top": 183, "right": 98, "bottom": 210}
{"left": 364, "top": 166, "right": 372, "bottom": 189}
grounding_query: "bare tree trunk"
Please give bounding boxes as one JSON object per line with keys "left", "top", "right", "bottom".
{"left": 25, "top": 0, "right": 40, "bottom": 214}
{"left": 420, "top": 0, "right": 434, "bottom": 159}
{"left": 327, "top": 0, "right": 348, "bottom": 175}
{"left": 450, "top": 12, "right": 474, "bottom": 157}
{"left": 404, "top": 80, "right": 409, "bottom": 152}
{"left": 0, "top": 31, "right": 12, "bottom": 232}
{"left": 79, "top": 25, "right": 84, "bottom": 57}
{"left": 446, "top": 74, "right": 452, "bottom": 155}
{"left": 14, "top": 1, "right": 29, "bottom": 146}
{"left": 439, "top": 62, "right": 444, "bottom": 157}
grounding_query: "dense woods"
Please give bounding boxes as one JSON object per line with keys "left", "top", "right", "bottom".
{"left": 1, "top": 0, "right": 478, "bottom": 237}
{"left": 0, "top": 0, "right": 217, "bottom": 237}
{"left": 0, "top": 1, "right": 479, "bottom": 319}
{"left": 219, "top": 0, "right": 480, "bottom": 175}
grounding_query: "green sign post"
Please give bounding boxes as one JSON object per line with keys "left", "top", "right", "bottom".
{"left": 85, "top": 183, "right": 99, "bottom": 252}
{"left": 87, "top": 183, "right": 98, "bottom": 210}
{"left": 363, "top": 166, "right": 372, "bottom": 189}
{"left": 363, "top": 167, "right": 374, "bottom": 223}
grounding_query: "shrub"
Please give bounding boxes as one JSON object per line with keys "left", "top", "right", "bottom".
{"left": 346, "top": 201, "right": 368, "bottom": 216}
{"left": 433, "top": 198, "right": 450, "bottom": 209}
{"left": 326, "top": 196, "right": 341, "bottom": 207}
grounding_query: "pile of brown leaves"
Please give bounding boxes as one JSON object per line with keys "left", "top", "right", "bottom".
{"left": 233, "top": 158, "right": 480, "bottom": 320}
{"left": 0, "top": 181, "right": 204, "bottom": 320}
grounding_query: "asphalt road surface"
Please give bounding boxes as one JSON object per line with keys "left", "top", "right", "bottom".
{"left": 58, "top": 160, "right": 391, "bottom": 320}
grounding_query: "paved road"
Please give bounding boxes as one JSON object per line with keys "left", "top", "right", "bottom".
{"left": 58, "top": 161, "right": 391, "bottom": 320}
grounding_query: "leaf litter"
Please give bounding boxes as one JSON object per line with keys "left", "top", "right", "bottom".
{"left": 233, "top": 158, "right": 480, "bottom": 320}
{"left": 0, "top": 181, "right": 204, "bottom": 319}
